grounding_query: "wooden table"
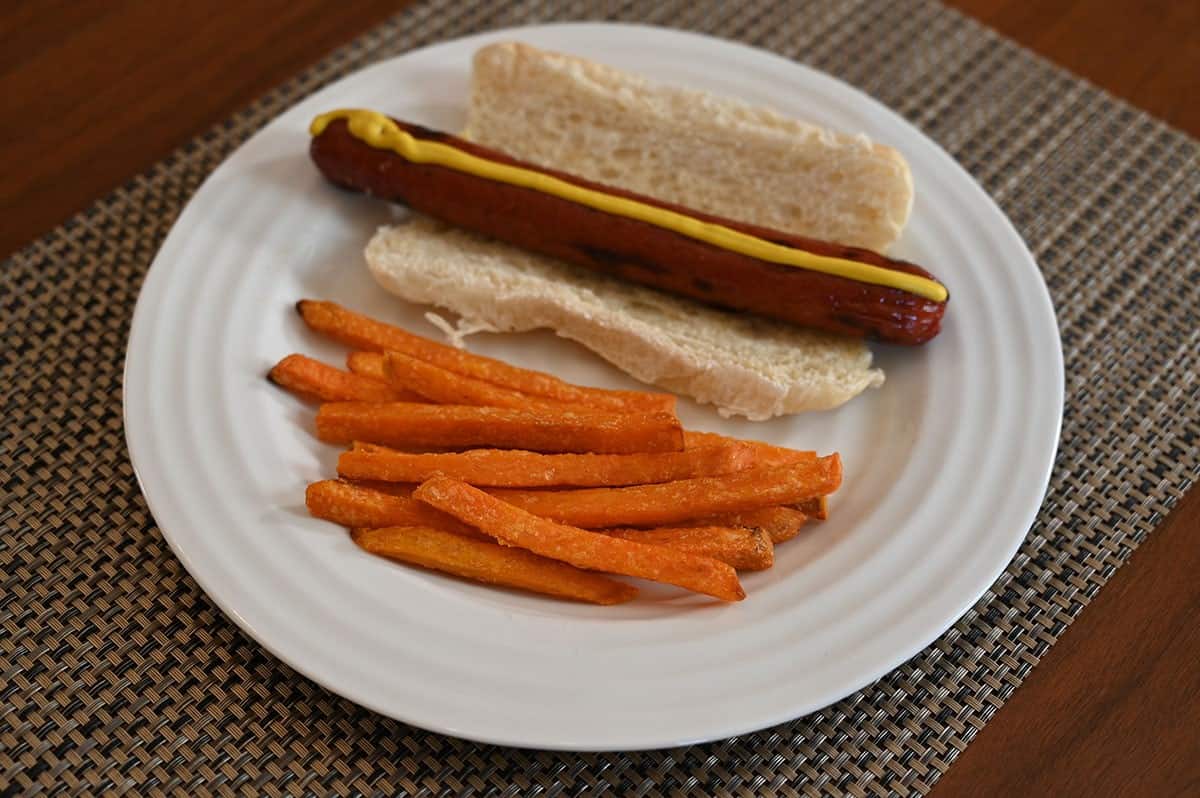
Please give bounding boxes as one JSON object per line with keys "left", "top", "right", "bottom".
{"left": 4, "top": 2, "right": 1196, "bottom": 793}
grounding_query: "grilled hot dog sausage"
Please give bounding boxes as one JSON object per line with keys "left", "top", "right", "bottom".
{"left": 310, "top": 113, "right": 948, "bottom": 344}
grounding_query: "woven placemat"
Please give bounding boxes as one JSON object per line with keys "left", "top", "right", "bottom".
{"left": 3, "top": 0, "right": 1198, "bottom": 794}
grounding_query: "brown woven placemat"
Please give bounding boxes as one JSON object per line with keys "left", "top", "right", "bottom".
{"left": 3, "top": 0, "right": 1198, "bottom": 794}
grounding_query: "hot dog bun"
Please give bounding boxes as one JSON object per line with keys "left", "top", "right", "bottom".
{"left": 366, "top": 217, "right": 883, "bottom": 421}
{"left": 465, "top": 42, "right": 913, "bottom": 252}
{"left": 364, "top": 42, "right": 899, "bottom": 418}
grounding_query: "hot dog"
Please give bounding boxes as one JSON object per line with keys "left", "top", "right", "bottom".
{"left": 309, "top": 110, "right": 948, "bottom": 345}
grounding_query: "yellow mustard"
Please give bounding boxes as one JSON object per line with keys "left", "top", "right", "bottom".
{"left": 311, "top": 109, "right": 948, "bottom": 303}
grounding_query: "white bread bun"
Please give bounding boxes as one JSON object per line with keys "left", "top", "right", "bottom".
{"left": 465, "top": 41, "right": 913, "bottom": 252}
{"left": 366, "top": 217, "right": 884, "bottom": 421}
{"left": 362, "top": 42, "right": 903, "bottom": 418}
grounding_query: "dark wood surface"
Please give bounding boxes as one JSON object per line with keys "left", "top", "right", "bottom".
{"left": 3, "top": 1, "right": 1196, "bottom": 794}
{"left": 931, "top": 487, "right": 1200, "bottom": 796}
{"left": 955, "top": 0, "right": 1200, "bottom": 137}
{"left": 0, "top": 0, "right": 404, "bottom": 256}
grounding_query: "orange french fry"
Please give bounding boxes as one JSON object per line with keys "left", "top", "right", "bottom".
{"left": 414, "top": 477, "right": 745, "bottom": 602}
{"left": 686, "top": 435, "right": 831, "bottom": 521}
{"left": 316, "top": 402, "right": 684, "bottom": 454}
{"left": 297, "top": 300, "right": 674, "bottom": 413}
{"left": 794, "top": 496, "right": 829, "bottom": 521}
{"left": 686, "top": 506, "right": 810, "bottom": 544}
{"left": 305, "top": 479, "right": 483, "bottom": 538}
{"left": 683, "top": 430, "right": 817, "bottom": 467}
{"left": 337, "top": 442, "right": 754, "bottom": 487}
{"left": 341, "top": 479, "right": 416, "bottom": 498}
{"left": 487, "top": 456, "right": 841, "bottom": 528}
{"left": 346, "top": 351, "right": 388, "bottom": 381}
{"left": 267, "top": 354, "right": 416, "bottom": 403}
{"left": 602, "top": 525, "right": 774, "bottom": 571}
{"left": 352, "top": 526, "right": 637, "bottom": 605}
{"left": 382, "top": 350, "right": 585, "bottom": 411}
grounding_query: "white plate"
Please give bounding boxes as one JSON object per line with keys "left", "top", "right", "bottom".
{"left": 124, "top": 23, "right": 1062, "bottom": 750}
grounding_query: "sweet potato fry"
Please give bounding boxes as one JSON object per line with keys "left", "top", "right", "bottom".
{"left": 794, "top": 496, "right": 829, "bottom": 521}
{"left": 685, "top": 506, "right": 810, "bottom": 544}
{"left": 337, "top": 457, "right": 773, "bottom": 569}
{"left": 346, "top": 351, "right": 387, "bottom": 381}
{"left": 353, "top": 526, "right": 637, "bottom": 605}
{"left": 602, "top": 525, "right": 774, "bottom": 571}
{"left": 316, "top": 402, "right": 684, "bottom": 454}
{"left": 297, "top": 300, "right": 674, "bottom": 413}
{"left": 487, "top": 456, "right": 841, "bottom": 528}
{"left": 268, "top": 354, "right": 416, "bottom": 402}
{"left": 685, "top": 438, "right": 832, "bottom": 522}
{"left": 383, "top": 350, "right": 583, "bottom": 411}
{"left": 414, "top": 476, "right": 744, "bottom": 601}
{"left": 306, "top": 479, "right": 482, "bottom": 537}
{"left": 337, "top": 442, "right": 753, "bottom": 487}
{"left": 683, "top": 430, "right": 817, "bottom": 467}
{"left": 340, "top": 479, "right": 415, "bottom": 498}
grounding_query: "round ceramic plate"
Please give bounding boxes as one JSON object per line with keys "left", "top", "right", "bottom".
{"left": 124, "top": 23, "right": 1063, "bottom": 750}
